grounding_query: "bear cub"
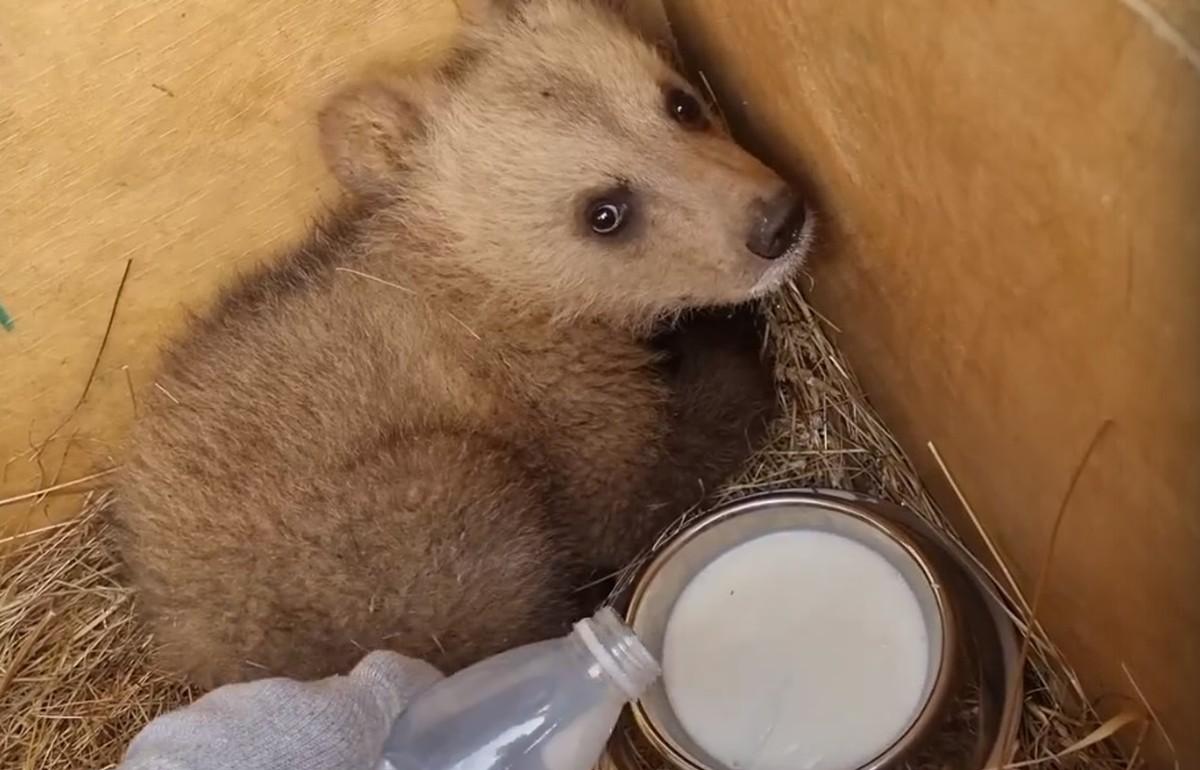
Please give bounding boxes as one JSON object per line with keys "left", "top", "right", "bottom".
{"left": 116, "top": 0, "right": 813, "bottom": 687}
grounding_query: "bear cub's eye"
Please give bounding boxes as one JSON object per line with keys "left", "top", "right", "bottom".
{"left": 587, "top": 200, "right": 628, "bottom": 236}
{"left": 665, "top": 87, "right": 708, "bottom": 130}
{"left": 585, "top": 187, "right": 633, "bottom": 237}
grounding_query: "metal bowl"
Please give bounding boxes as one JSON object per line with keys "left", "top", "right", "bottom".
{"left": 623, "top": 490, "right": 1022, "bottom": 770}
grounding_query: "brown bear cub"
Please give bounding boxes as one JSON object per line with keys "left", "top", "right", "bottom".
{"left": 115, "top": 0, "right": 813, "bottom": 688}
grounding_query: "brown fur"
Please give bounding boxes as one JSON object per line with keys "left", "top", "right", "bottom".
{"left": 114, "top": 0, "right": 811, "bottom": 688}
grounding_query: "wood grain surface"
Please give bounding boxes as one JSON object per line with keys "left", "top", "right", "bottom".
{"left": 663, "top": 1, "right": 1199, "bottom": 766}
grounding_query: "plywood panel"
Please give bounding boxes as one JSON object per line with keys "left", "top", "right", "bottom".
{"left": 0, "top": 0, "right": 460, "bottom": 531}
{"left": 665, "top": 1, "right": 1200, "bottom": 766}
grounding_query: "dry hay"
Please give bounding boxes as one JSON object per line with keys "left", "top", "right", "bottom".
{"left": 0, "top": 493, "right": 190, "bottom": 770}
{"left": 0, "top": 285, "right": 1140, "bottom": 770}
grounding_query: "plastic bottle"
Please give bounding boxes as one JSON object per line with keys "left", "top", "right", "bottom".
{"left": 376, "top": 607, "right": 659, "bottom": 770}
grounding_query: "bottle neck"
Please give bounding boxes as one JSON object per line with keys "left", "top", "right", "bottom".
{"left": 572, "top": 607, "right": 660, "bottom": 701}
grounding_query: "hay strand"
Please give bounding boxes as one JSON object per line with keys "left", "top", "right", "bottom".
{"left": 30, "top": 259, "right": 133, "bottom": 465}
{"left": 1121, "top": 663, "right": 1180, "bottom": 770}
{"left": 998, "top": 420, "right": 1117, "bottom": 763}
{"left": 0, "top": 470, "right": 117, "bottom": 509}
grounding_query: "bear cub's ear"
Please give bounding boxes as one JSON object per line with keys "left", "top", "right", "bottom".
{"left": 318, "top": 79, "right": 430, "bottom": 197}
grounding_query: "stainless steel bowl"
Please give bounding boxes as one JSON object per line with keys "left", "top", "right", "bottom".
{"left": 624, "top": 490, "right": 1021, "bottom": 770}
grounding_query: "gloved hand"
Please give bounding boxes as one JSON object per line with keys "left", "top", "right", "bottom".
{"left": 119, "top": 651, "right": 443, "bottom": 770}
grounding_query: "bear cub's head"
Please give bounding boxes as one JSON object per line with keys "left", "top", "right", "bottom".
{"left": 320, "top": 0, "right": 813, "bottom": 327}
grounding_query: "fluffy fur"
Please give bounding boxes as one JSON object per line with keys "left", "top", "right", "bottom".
{"left": 115, "top": 0, "right": 810, "bottom": 687}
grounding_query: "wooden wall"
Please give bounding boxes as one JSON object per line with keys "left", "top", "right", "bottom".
{"left": 663, "top": 0, "right": 1199, "bottom": 766}
{"left": 2, "top": 0, "right": 1196, "bottom": 766}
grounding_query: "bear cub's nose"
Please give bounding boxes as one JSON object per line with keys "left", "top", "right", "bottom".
{"left": 746, "top": 188, "right": 807, "bottom": 260}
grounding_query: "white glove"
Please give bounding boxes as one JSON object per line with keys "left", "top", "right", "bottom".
{"left": 119, "top": 651, "right": 443, "bottom": 770}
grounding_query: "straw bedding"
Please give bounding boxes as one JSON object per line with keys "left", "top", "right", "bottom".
{"left": 0, "top": 285, "right": 1137, "bottom": 769}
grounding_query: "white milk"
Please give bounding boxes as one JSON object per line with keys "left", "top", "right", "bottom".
{"left": 662, "top": 530, "right": 931, "bottom": 770}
